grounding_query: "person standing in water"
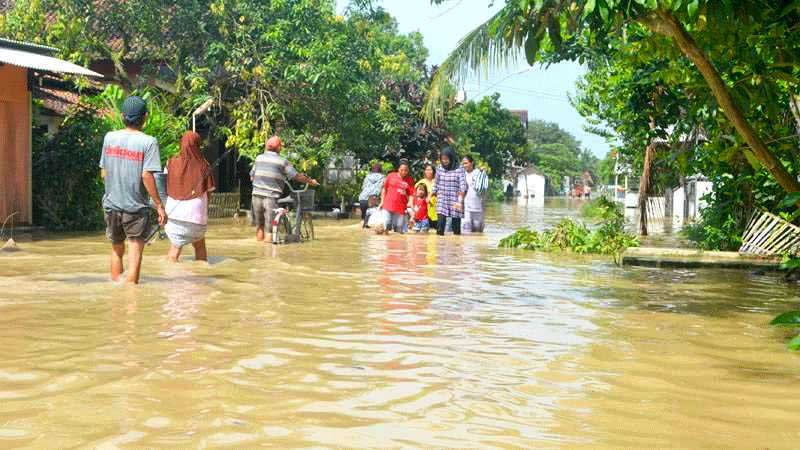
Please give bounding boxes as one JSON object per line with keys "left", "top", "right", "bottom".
{"left": 380, "top": 159, "right": 415, "bottom": 233}
{"left": 462, "top": 155, "right": 488, "bottom": 233}
{"left": 99, "top": 96, "right": 166, "bottom": 284}
{"left": 415, "top": 164, "right": 438, "bottom": 230}
{"left": 164, "top": 131, "right": 216, "bottom": 262}
{"left": 433, "top": 146, "right": 466, "bottom": 236}
{"left": 250, "top": 136, "right": 318, "bottom": 243}
{"left": 358, "top": 163, "right": 385, "bottom": 228}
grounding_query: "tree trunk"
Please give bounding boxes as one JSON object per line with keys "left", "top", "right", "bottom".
{"left": 638, "top": 142, "right": 656, "bottom": 235}
{"left": 681, "top": 175, "right": 689, "bottom": 221}
{"left": 642, "top": 10, "right": 800, "bottom": 195}
{"left": 790, "top": 95, "right": 800, "bottom": 133}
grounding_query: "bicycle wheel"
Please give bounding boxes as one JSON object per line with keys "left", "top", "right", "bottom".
{"left": 274, "top": 214, "right": 292, "bottom": 244}
{"left": 300, "top": 212, "right": 315, "bottom": 241}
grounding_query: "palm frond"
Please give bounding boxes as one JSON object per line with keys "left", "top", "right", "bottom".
{"left": 422, "top": 5, "right": 522, "bottom": 125}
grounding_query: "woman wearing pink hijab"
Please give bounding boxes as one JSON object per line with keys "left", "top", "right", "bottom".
{"left": 164, "top": 131, "right": 216, "bottom": 262}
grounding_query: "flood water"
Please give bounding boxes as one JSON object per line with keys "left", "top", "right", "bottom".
{"left": 1, "top": 198, "right": 800, "bottom": 448}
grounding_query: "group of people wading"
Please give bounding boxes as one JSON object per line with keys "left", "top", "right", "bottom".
{"left": 358, "top": 146, "right": 489, "bottom": 236}
{"left": 100, "top": 96, "right": 484, "bottom": 285}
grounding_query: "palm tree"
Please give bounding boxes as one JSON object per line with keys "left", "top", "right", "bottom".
{"left": 424, "top": 0, "right": 800, "bottom": 196}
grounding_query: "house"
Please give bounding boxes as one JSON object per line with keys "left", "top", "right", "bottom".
{"left": 0, "top": 38, "right": 101, "bottom": 225}
{"left": 515, "top": 166, "right": 545, "bottom": 206}
{"left": 509, "top": 109, "right": 528, "bottom": 130}
{"left": 666, "top": 175, "right": 713, "bottom": 222}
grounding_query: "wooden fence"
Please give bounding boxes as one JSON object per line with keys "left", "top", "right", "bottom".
{"left": 739, "top": 210, "right": 800, "bottom": 257}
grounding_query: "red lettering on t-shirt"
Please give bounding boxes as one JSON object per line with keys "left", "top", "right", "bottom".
{"left": 105, "top": 146, "right": 145, "bottom": 162}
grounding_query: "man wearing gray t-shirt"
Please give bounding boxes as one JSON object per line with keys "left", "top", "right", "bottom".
{"left": 99, "top": 96, "right": 167, "bottom": 284}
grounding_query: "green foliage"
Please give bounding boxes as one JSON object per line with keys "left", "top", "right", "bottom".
{"left": 780, "top": 255, "right": 800, "bottom": 272}
{"left": 527, "top": 119, "right": 597, "bottom": 192}
{"left": 581, "top": 196, "right": 621, "bottom": 221}
{"left": 487, "top": 178, "right": 507, "bottom": 203}
{"left": 771, "top": 311, "right": 800, "bottom": 327}
{"left": 771, "top": 256, "right": 800, "bottom": 351}
{"left": 446, "top": 94, "right": 528, "bottom": 177}
{"left": 425, "top": 0, "right": 800, "bottom": 209}
{"left": 569, "top": 2, "right": 800, "bottom": 249}
{"left": 88, "top": 85, "right": 186, "bottom": 164}
{"left": 682, "top": 173, "right": 761, "bottom": 251}
{"left": 2, "top": 1, "right": 449, "bottom": 172}
{"left": 32, "top": 108, "right": 109, "bottom": 231}
{"left": 499, "top": 204, "right": 638, "bottom": 264}
{"left": 770, "top": 311, "right": 800, "bottom": 351}
{"left": 596, "top": 150, "right": 617, "bottom": 186}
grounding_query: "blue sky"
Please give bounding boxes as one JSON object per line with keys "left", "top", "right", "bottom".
{"left": 336, "top": 0, "right": 612, "bottom": 158}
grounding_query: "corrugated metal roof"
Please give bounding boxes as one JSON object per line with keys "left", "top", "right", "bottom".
{"left": 0, "top": 37, "right": 58, "bottom": 55}
{"left": 0, "top": 46, "right": 102, "bottom": 77}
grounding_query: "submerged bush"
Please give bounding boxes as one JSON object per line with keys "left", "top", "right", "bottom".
{"left": 580, "top": 196, "right": 619, "bottom": 220}
{"left": 500, "top": 198, "right": 638, "bottom": 263}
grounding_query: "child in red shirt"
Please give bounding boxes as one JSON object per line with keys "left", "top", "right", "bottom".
{"left": 410, "top": 184, "right": 430, "bottom": 232}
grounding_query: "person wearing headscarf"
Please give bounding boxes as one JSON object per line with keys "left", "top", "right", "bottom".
{"left": 164, "top": 131, "right": 216, "bottom": 262}
{"left": 432, "top": 146, "right": 467, "bottom": 236}
{"left": 358, "top": 162, "right": 385, "bottom": 228}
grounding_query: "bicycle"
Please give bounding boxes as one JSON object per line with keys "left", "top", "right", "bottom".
{"left": 272, "top": 181, "right": 315, "bottom": 244}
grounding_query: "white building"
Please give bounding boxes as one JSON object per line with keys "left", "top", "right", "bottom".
{"left": 516, "top": 166, "right": 546, "bottom": 206}
{"left": 668, "top": 175, "right": 713, "bottom": 222}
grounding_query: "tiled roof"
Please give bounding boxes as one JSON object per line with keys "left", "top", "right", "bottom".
{"left": 32, "top": 86, "right": 82, "bottom": 115}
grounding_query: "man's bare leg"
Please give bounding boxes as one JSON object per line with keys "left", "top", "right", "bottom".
{"left": 126, "top": 239, "right": 146, "bottom": 284}
{"left": 111, "top": 242, "right": 125, "bottom": 281}
{"left": 167, "top": 245, "right": 182, "bottom": 263}
{"left": 192, "top": 239, "right": 208, "bottom": 261}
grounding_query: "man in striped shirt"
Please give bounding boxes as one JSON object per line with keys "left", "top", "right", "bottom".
{"left": 250, "top": 136, "right": 318, "bottom": 242}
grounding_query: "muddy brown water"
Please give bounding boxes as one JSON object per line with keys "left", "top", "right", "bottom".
{"left": 1, "top": 199, "right": 799, "bottom": 448}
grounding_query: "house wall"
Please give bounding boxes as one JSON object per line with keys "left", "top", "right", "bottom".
{"left": 516, "top": 172, "right": 545, "bottom": 207}
{"left": 671, "top": 181, "right": 713, "bottom": 222}
{"left": 0, "top": 65, "right": 32, "bottom": 224}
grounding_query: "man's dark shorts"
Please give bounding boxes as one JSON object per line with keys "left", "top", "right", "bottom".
{"left": 105, "top": 210, "right": 150, "bottom": 243}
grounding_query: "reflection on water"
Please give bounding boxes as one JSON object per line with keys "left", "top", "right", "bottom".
{"left": 1, "top": 198, "right": 799, "bottom": 448}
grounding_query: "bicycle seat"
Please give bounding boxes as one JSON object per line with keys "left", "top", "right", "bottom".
{"left": 277, "top": 195, "right": 294, "bottom": 205}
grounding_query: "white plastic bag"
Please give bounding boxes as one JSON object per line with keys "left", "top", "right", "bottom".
{"left": 367, "top": 208, "right": 388, "bottom": 231}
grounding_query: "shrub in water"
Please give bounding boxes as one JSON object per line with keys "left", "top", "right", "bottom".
{"left": 499, "top": 201, "right": 639, "bottom": 264}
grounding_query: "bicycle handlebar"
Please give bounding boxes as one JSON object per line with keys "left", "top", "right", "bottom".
{"left": 284, "top": 181, "right": 310, "bottom": 193}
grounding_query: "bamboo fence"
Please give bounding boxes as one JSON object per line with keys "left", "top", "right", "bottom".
{"left": 208, "top": 193, "right": 241, "bottom": 219}
{"left": 739, "top": 210, "right": 800, "bottom": 257}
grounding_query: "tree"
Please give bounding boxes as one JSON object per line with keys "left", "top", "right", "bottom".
{"left": 526, "top": 119, "right": 596, "bottom": 192}
{"left": 2, "top": 1, "right": 449, "bottom": 171}
{"left": 446, "top": 94, "right": 529, "bottom": 176}
{"left": 572, "top": 17, "right": 800, "bottom": 238}
{"left": 425, "top": 0, "right": 800, "bottom": 196}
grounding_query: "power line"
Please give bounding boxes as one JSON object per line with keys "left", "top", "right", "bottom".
{"left": 463, "top": 84, "right": 572, "bottom": 103}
